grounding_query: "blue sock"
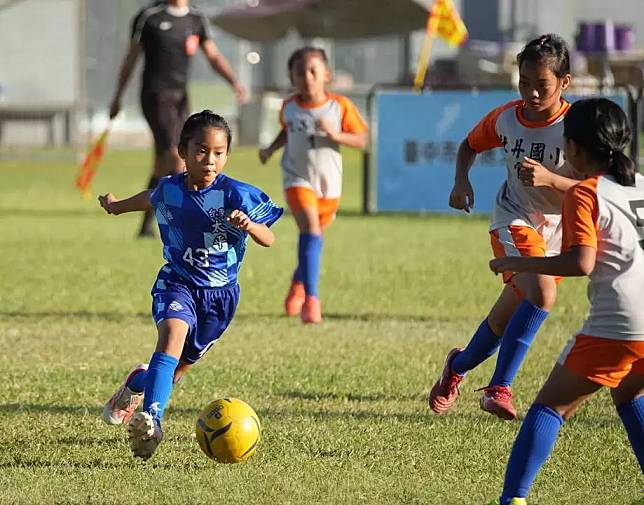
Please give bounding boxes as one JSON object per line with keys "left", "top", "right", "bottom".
{"left": 298, "top": 233, "right": 322, "bottom": 297}
{"left": 451, "top": 319, "right": 501, "bottom": 375}
{"left": 501, "top": 403, "right": 564, "bottom": 503}
{"left": 127, "top": 369, "right": 147, "bottom": 393}
{"left": 293, "top": 264, "right": 303, "bottom": 283}
{"left": 142, "top": 352, "right": 179, "bottom": 426}
{"left": 490, "top": 300, "right": 549, "bottom": 387}
{"left": 617, "top": 396, "right": 644, "bottom": 472}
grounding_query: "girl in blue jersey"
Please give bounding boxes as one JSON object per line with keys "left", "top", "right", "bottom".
{"left": 98, "top": 110, "right": 282, "bottom": 460}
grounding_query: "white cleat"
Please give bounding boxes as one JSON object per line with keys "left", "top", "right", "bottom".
{"left": 128, "top": 411, "right": 164, "bottom": 460}
{"left": 101, "top": 364, "right": 148, "bottom": 425}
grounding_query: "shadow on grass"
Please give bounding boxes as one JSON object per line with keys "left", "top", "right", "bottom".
{"left": 0, "top": 310, "right": 455, "bottom": 325}
{"left": 0, "top": 402, "right": 624, "bottom": 429}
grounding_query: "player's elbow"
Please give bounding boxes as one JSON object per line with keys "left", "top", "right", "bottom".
{"left": 573, "top": 247, "right": 596, "bottom": 276}
{"left": 355, "top": 134, "right": 368, "bottom": 150}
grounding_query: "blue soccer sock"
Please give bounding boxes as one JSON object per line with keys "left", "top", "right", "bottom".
{"left": 292, "top": 264, "right": 303, "bottom": 283}
{"left": 490, "top": 299, "right": 549, "bottom": 387}
{"left": 500, "top": 403, "right": 564, "bottom": 503}
{"left": 127, "top": 368, "right": 148, "bottom": 393}
{"left": 451, "top": 318, "right": 501, "bottom": 375}
{"left": 617, "top": 396, "right": 644, "bottom": 472}
{"left": 142, "top": 352, "right": 179, "bottom": 426}
{"left": 298, "top": 233, "right": 323, "bottom": 297}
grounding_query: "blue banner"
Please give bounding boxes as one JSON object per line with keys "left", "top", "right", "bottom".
{"left": 373, "top": 90, "right": 627, "bottom": 213}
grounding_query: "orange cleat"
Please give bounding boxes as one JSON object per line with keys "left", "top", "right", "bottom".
{"left": 301, "top": 295, "right": 322, "bottom": 324}
{"left": 428, "top": 348, "right": 464, "bottom": 414}
{"left": 480, "top": 385, "right": 517, "bottom": 420}
{"left": 284, "top": 280, "right": 305, "bottom": 316}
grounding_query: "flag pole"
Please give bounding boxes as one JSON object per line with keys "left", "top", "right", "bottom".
{"left": 413, "top": 31, "right": 435, "bottom": 91}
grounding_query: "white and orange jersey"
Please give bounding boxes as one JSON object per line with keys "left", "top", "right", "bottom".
{"left": 468, "top": 99, "right": 578, "bottom": 255}
{"left": 279, "top": 93, "right": 367, "bottom": 199}
{"left": 562, "top": 174, "right": 644, "bottom": 341}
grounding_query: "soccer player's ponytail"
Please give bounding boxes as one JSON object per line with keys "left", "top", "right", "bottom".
{"left": 564, "top": 98, "right": 636, "bottom": 187}
{"left": 608, "top": 149, "right": 637, "bottom": 187}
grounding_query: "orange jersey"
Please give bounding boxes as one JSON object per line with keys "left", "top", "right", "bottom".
{"left": 279, "top": 93, "right": 367, "bottom": 199}
{"left": 467, "top": 99, "right": 578, "bottom": 255}
{"left": 562, "top": 174, "right": 644, "bottom": 341}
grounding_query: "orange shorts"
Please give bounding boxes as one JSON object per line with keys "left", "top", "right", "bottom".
{"left": 490, "top": 225, "right": 562, "bottom": 286}
{"left": 558, "top": 334, "right": 644, "bottom": 388}
{"left": 285, "top": 187, "right": 340, "bottom": 230}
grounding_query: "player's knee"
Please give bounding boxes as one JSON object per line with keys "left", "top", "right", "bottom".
{"left": 524, "top": 277, "right": 557, "bottom": 310}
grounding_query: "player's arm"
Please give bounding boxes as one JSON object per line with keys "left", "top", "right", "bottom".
{"left": 259, "top": 129, "right": 287, "bottom": 164}
{"left": 227, "top": 210, "right": 274, "bottom": 247}
{"left": 98, "top": 190, "right": 152, "bottom": 215}
{"left": 518, "top": 158, "right": 580, "bottom": 192}
{"left": 316, "top": 117, "right": 367, "bottom": 149}
{"left": 110, "top": 41, "right": 142, "bottom": 119}
{"left": 201, "top": 40, "right": 246, "bottom": 102}
{"left": 490, "top": 246, "right": 596, "bottom": 277}
{"left": 449, "top": 139, "right": 478, "bottom": 213}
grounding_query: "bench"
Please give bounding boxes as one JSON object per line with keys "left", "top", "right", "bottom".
{"left": 0, "top": 104, "right": 74, "bottom": 146}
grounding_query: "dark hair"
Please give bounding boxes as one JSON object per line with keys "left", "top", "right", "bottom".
{"left": 517, "top": 34, "right": 570, "bottom": 78}
{"left": 179, "top": 110, "right": 232, "bottom": 152}
{"left": 287, "top": 46, "right": 328, "bottom": 72}
{"left": 564, "top": 98, "right": 635, "bottom": 186}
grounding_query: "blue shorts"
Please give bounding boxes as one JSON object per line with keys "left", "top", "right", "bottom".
{"left": 151, "top": 271, "right": 240, "bottom": 364}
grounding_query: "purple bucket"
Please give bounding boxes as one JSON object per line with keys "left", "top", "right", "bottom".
{"left": 594, "top": 21, "right": 615, "bottom": 52}
{"left": 615, "top": 24, "right": 635, "bottom": 51}
{"left": 576, "top": 22, "right": 595, "bottom": 52}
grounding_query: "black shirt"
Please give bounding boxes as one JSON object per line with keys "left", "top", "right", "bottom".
{"left": 131, "top": 2, "right": 211, "bottom": 92}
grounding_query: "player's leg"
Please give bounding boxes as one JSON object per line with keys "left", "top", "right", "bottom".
{"left": 429, "top": 286, "right": 516, "bottom": 414}
{"left": 500, "top": 336, "right": 644, "bottom": 502}
{"left": 483, "top": 227, "right": 556, "bottom": 420}
{"left": 429, "top": 229, "right": 526, "bottom": 415}
{"left": 101, "top": 363, "right": 149, "bottom": 425}
{"left": 128, "top": 317, "right": 188, "bottom": 460}
{"left": 127, "top": 278, "right": 195, "bottom": 459}
{"left": 499, "top": 363, "right": 601, "bottom": 504}
{"left": 285, "top": 188, "right": 323, "bottom": 322}
{"left": 612, "top": 358, "right": 644, "bottom": 471}
{"left": 158, "top": 90, "right": 188, "bottom": 177}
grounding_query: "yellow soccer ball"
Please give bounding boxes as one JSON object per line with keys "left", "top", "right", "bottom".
{"left": 195, "top": 397, "right": 261, "bottom": 463}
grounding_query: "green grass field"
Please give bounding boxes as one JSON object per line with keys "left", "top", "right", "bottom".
{"left": 1, "top": 147, "right": 642, "bottom": 504}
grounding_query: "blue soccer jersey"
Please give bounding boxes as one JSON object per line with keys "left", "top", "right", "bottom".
{"left": 150, "top": 173, "right": 283, "bottom": 288}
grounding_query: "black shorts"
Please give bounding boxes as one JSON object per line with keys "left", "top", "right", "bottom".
{"left": 140, "top": 89, "right": 189, "bottom": 154}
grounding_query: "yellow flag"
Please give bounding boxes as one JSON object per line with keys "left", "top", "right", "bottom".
{"left": 430, "top": 0, "right": 468, "bottom": 47}
{"left": 414, "top": 0, "right": 468, "bottom": 90}
{"left": 75, "top": 126, "right": 111, "bottom": 200}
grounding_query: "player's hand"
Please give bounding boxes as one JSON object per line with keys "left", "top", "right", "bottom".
{"left": 518, "top": 157, "right": 553, "bottom": 187}
{"left": 98, "top": 193, "right": 118, "bottom": 214}
{"left": 315, "top": 117, "right": 337, "bottom": 140}
{"left": 227, "top": 209, "right": 252, "bottom": 230}
{"left": 109, "top": 98, "right": 121, "bottom": 120}
{"left": 489, "top": 257, "right": 515, "bottom": 274}
{"left": 258, "top": 147, "right": 272, "bottom": 165}
{"left": 233, "top": 82, "right": 248, "bottom": 104}
{"left": 449, "top": 177, "right": 474, "bottom": 213}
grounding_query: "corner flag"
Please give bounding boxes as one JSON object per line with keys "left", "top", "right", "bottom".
{"left": 413, "top": 0, "right": 468, "bottom": 91}
{"left": 75, "top": 125, "right": 111, "bottom": 200}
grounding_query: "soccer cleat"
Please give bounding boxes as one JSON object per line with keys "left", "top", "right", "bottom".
{"left": 487, "top": 499, "right": 527, "bottom": 505}
{"left": 101, "top": 364, "right": 148, "bottom": 426}
{"left": 301, "top": 295, "right": 322, "bottom": 324}
{"left": 480, "top": 385, "right": 518, "bottom": 420}
{"left": 428, "top": 348, "right": 464, "bottom": 414}
{"left": 284, "top": 280, "right": 305, "bottom": 316}
{"left": 128, "top": 411, "right": 164, "bottom": 460}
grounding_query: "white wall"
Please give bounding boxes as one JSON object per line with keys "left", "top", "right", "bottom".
{"left": 0, "top": 0, "right": 80, "bottom": 104}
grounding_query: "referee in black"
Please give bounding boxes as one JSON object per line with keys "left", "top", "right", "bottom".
{"left": 109, "top": 0, "right": 246, "bottom": 237}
